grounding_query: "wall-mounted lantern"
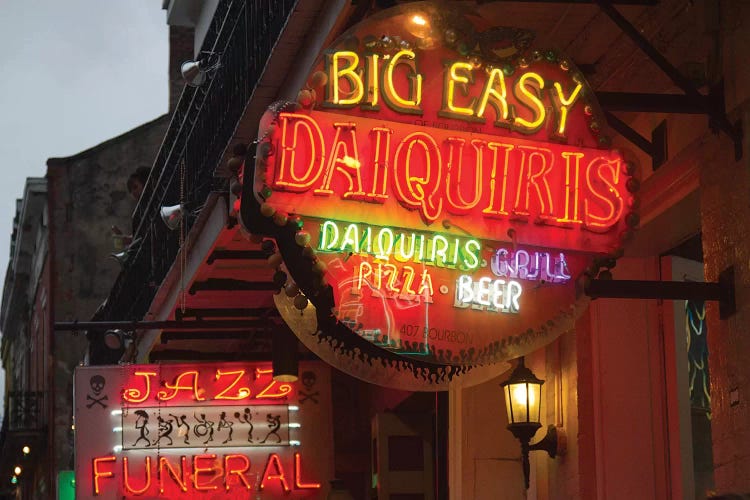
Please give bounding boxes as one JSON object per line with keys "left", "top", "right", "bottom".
{"left": 501, "top": 357, "right": 560, "bottom": 489}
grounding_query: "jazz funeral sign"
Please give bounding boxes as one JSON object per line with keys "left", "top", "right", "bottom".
{"left": 75, "top": 362, "right": 332, "bottom": 499}
{"left": 250, "top": 6, "right": 637, "bottom": 365}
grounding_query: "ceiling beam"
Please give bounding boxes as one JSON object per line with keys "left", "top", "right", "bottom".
{"left": 206, "top": 249, "right": 266, "bottom": 264}
{"left": 174, "top": 307, "right": 279, "bottom": 320}
{"left": 481, "top": 0, "right": 657, "bottom": 4}
{"left": 189, "top": 279, "right": 278, "bottom": 294}
{"left": 160, "top": 330, "right": 258, "bottom": 344}
{"left": 54, "top": 319, "right": 277, "bottom": 332}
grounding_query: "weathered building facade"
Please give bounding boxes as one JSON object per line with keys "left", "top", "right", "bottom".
{"left": 0, "top": 116, "right": 169, "bottom": 497}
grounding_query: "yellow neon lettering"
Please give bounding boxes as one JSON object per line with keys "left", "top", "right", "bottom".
{"left": 445, "top": 61, "right": 476, "bottom": 117}
{"left": 364, "top": 53, "right": 380, "bottom": 108}
{"left": 255, "top": 368, "right": 293, "bottom": 399}
{"left": 157, "top": 371, "right": 205, "bottom": 401}
{"left": 476, "top": 67, "right": 509, "bottom": 122}
{"left": 553, "top": 81, "right": 583, "bottom": 135}
{"left": 417, "top": 269, "right": 434, "bottom": 299}
{"left": 122, "top": 371, "right": 157, "bottom": 403}
{"left": 328, "top": 51, "right": 363, "bottom": 106}
{"left": 384, "top": 263, "right": 399, "bottom": 293}
{"left": 214, "top": 369, "right": 251, "bottom": 400}
{"left": 402, "top": 265, "right": 417, "bottom": 295}
{"left": 383, "top": 49, "right": 422, "bottom": 112}
{"left": 356, "top": 262, "right": 372, "bottom": 294}
{"left": 513, "top": 72, "right": 546, "bottom": 131}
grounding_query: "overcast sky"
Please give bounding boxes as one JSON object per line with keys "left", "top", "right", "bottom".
{"left": 0, "top": 1, "right": 168, "bottom": 398}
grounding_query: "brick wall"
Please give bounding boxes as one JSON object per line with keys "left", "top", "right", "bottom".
{"left": 699, "top": 102, "right": 750, "bottom": 494}
{"left": 169, "top": 26, "right": 195, "bottom": 113}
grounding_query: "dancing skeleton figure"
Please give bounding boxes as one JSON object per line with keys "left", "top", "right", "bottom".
{"left": 217, "top": 411, "right": 234, "bottom": 444}
{"left": 132, "top": 410, "right": 151, "bottom": 447}
{"left": 193, "top": 413, "right": 215, "bottom": 445}
{"left": 234, "top": 408, "right": 254, "bottom": 443}
{"left": 261, "top": 414, "right": 282, "bottom": 444}
{"left": 153, "top": 416, "right": 174, "bottom": 446}
{"left": 169, "top": 414, "right": 190, "bottom": 445}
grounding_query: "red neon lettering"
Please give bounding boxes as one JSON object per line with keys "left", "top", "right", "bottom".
{"left": 214, "top": 369, "right": 251, "bottom": 400}
{"left": 559, "top": 151, "right": 584, "bottom": 224}
{"left": 193, "top": 454, "right": 219, "bottom": 491}
{"left": 92, "top": 456, "right": 116, "bottom": 495}
{"left": 158, "top": 456, "right": 187, "bottom": 493}
{"left": 315, "top": 122, "right": 365, "bottom": 198}
{"left": 584, "top": 157, "right": 623, "bottom": 230}
{"left": 366, "top": 126, "right": 393, "bottom": 201}
{"left": 122, "top": 371, "right": 157, "bottom": 403}
{"left": 224, "top": 454, "right": 252, "bottom": 491}
{"left": 275, "top": 113, "right": 325, "bottom": 190}
{"left": 482, "top": 142, "right": 514, "bottom": 217}
{"left": 157, "top": 371, "right": 205, "bottom": 401}
{"left": 445, "top": 137, "right": 485, "bottom": 214}
{"left": 264, "top": 111, "right": 630, "bottom": 245}
{"left": 294, "top": 453, "right": 321, "bottom": 490}
{"left": 123, "top": 456, "right": 151, "bottom": 495}
{"left": 259, "top": 453, "right": 291, "bottom": 493}
{"left": 393, "top": 132, "right": 443, "bottom": 223}
{"left": 514, "top": 146, "right": 555, "bottom": 218}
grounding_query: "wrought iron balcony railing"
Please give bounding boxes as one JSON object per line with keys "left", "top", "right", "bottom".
{"left": 7, "top": 391, "right": 44, "bottom": 432}
{"left": 96, "top": 0, "right": 297, "bottom": 322}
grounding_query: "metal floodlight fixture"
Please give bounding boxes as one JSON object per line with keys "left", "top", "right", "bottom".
{"left": 501, "top": 357, "right": 560, "bottom": 489}
{"left": 103, "top": 329, "right": 132, "bottom": 351}
{"left": 109, "top": 249, "right": 129, "bottom": 266}
{"left": 160, "top": 204, "right": 185, "bottom": 231}
{"left": 180, "top": 51, "right": 221, "bottom": 87}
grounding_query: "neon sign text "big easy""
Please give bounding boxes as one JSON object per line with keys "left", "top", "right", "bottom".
{"left": 323, "top": 49, "right": 581, "bottom": 137}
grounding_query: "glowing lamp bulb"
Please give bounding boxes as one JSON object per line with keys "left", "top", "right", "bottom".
{"left": 411, "top": 14, "right": 427, "bottom": 26}
{"left": 21, "top": 446, "right": 30, "bottom": 455}
{"left": 13, "top": 467, "right": 21, "bottom": 476}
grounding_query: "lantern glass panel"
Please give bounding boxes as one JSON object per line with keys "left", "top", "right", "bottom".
{"left": 504, "top": 381, "right": 542, "bottom": 424}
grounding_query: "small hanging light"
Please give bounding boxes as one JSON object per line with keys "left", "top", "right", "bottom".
{"left": 272, "top": 328, "right": 299, "bottom": 382}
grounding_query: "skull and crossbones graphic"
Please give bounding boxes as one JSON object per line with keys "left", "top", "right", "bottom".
{"left": 299, "top": 371, "right": 319, "bottom": 404}
{"left": 86, "top": 375, "right": 108, "bottom": 409}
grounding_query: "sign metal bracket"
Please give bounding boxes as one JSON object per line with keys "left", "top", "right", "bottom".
{"left": 595, "top": 0, "right": 743, "bottom": 161}
{"left": 584, "top": 266, "right": 736, "bottom": 319}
